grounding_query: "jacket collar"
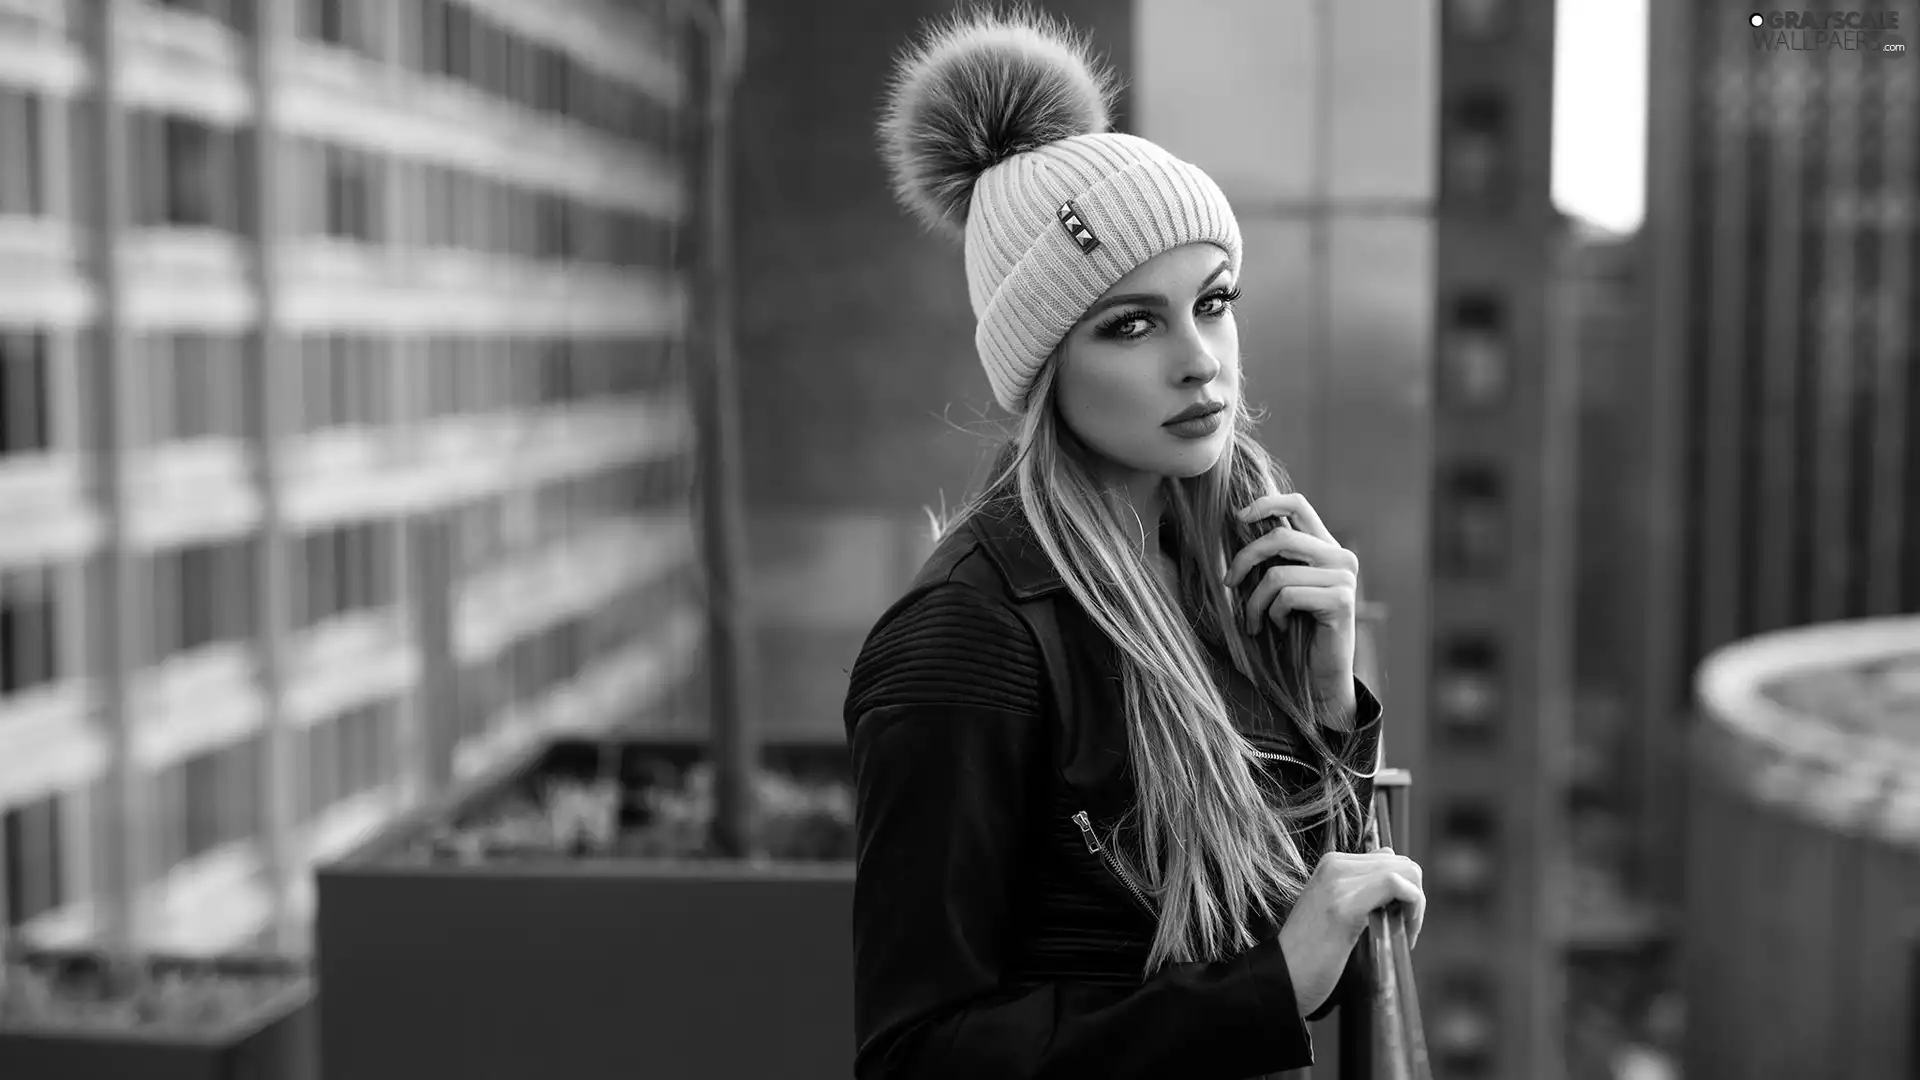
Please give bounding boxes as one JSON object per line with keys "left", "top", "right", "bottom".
{"left": 963, "top": 490, "right": 1185, "bottom": 602}
{"left": 965, "top": 493, "right": 1069, "bottom": 601}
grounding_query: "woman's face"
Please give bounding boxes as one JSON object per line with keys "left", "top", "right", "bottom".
{"left": 1052, "top": 242, "right": 1240, "bottom": 486}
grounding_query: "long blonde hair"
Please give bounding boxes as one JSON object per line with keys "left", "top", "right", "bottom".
{"left": 931, "top": 362, "right": 1376, "bottom": 974}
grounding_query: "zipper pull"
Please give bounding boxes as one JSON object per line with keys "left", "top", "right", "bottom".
{"left": 1072, "top": 811, "right": 1103, "bottom": 853}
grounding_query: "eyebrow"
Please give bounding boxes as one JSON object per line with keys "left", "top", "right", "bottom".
{"left": 1081, "top": 259, "right": 1234, "bottom": 321}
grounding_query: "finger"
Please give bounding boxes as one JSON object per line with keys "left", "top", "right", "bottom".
{"left": 1235, "top": 492, "right": 1336, "bottom": 545}
{"left": 1224, "top": 528, "right": 1353, "bottom": 587}
{"left": 1252, "top": 584, "right": 1352, "bottom": 637}
{"left": 1335, "top": 851, "right": 1423, "bottom": 893}
{"left": 1242, "top": 568, "right": 1350, "bottom": 634}
{"left": 1388, "top": 872, "right": 1426, "bottom": 948}
{"left": 1361, "top": 871, "right": 1425, "bottom": 945}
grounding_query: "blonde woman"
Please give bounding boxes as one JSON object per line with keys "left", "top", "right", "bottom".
{"left": 844, "top": 11, "right": 1427, "bottom": 1079}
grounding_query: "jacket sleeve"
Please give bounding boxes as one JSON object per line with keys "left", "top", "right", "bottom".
{"left": 845, "top": 581, "right": 1318, "bottom": 1080}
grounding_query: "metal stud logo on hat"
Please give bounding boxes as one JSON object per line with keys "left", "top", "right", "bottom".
{"left": 1057, "top": 200, "right": 1101, "bottom": 255}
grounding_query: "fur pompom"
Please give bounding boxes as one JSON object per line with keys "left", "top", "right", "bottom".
{"left": 879, "top": 8, "right": 1120, "bottom": 236}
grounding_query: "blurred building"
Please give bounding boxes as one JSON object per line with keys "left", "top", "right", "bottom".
{"left": 1555, "top": 225, "right": 1683, "bottom": 1078}
{"left": 1422, "top": 2, "right": 1577, "bottom": 1078}
{"left": 1640, "top": 0, "right": 1919, "bottom": 901}
{"left": 0, "top": 0, "right": 709, "bottom": 954}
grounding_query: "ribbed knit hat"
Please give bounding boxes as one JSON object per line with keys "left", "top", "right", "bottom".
{"left": 879, "top": 10, "right": 1241, "bottom": 415}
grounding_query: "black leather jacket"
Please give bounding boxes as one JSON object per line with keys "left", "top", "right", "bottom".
{"left": 843, "top": 495, "right": 1384, "bottom": 1079}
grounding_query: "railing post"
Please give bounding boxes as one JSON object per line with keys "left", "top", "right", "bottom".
{"left": 1338, "top": 933, "right": 1376, "bottom": 1079}
{"left": 1910, "top": 934, "right": 1920, "bottom": 1080}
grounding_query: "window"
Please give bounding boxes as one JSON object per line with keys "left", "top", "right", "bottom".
{"left": 0, "top": 330, "right": 49, "bottom": 458}
{"left": 1445, "top": 88, "right": 1511, "bottom": 205}
{"left": 332, "top": 335, "right": 361, "bottom": 425}
{"left": 456, "top": 659, "right": 508, "bottom": 742}
{"left": 626, "top": 452, "right": 692, "bottom": 512}
{"left": 1437, "top": 463, "right": 1507, "bottom": 578}
{"left": 1446, "top": 0, "right": 1510, "bottom": 39}
{"left": 1441, "top": 294, "right": 1509, "bottom": 408}
{"left": 298, "top": 527, "right": 339, "bottom": 628}
{"left": 423, "top": 164, "right": 454, "bottom": 248}
{"left": 537, "top": 339, "right": 574, "bottom": 404}
{"left": 123, "top": 113, "right": 250, "bottom": 231}
{"left": 1432, "top": 803, "right": 1498, "bottom": 898}
{"left": 604, "top": 336, "right": 679, "bottom": 398}
{"left": 299, "top": 333, "right": 388, "bottom": 430}
{"left": 163, "top": 116, "right": 219, "bottom": 227}
{"left": 453, "top": 497, "right": 504, "bottom": 576}
{"left": 1435, "top": 633, "right": 1501, "bottom": 738}
{"left": 296, "top": 0, "right": 375, "bottom": 57}
{"left": 0, "top": 566, "right": 59, "bottom": 696}
{"left": 66, "top": 99, "right": 96, "bottom": 225}
{"left": 533, "top": 44, "right": 566, "bottom": 115}
{"left": 302, "top": 335, "right": 335, "bottom": 431}
{"left": 470, "top": 14, "right": 503, "bottom": 97}
{"left": 181, "top": 736, "right": 261, "bottom": 858}
{"left": 423, "top": 335, "right": 457, "bottom": 416}
{"left": 533, "top": 192, "right": 568, "bottom": 260}
{"left": 0, "top": 87, "right": 41, "bottom": 217}
{"left": 3, "top": 793, "right": 65, "bottom": 929}
{"left": 337, "top": 700, "right": 392, "bottom": 798}
{"left": 176, "top": 544, "right": 219, "bottom": 652}
{"left": 145, "top": 543, "right": 250, "bottom": 659}
{"left": 170, "top": 538, "right": 252, "bottom": 653}
{"left": 168, "top": 333, "right": 242, "bottom": 440}
{"left": 1431, "top": 971, "right": 1497, "bottom": 1074}
{"left": 297, "top": 523, "right": 392, "bottom": 627}
{"left": 443, "top": 0, "right": 471, "bottom": 81}
{"left": 153, "top": 0, "right": 255, "bottom": 35}
{"left": 352, "top": 336, "right": 388, "bottom": 425}
{"left": 550, "top": 619, "right": 584, "bottom": 684}
{"left": 414, "top": 0, "right": 447, "bottom": 74}
{"left": 126, "top": 111, "right": 165, "bottom": 226}
{"left": 304, "top": 710, "right": 338, "bottom": 818}
{"left": 324, "top": 144, "right": 378, "bottom": 241}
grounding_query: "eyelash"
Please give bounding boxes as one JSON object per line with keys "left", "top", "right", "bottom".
{"left": 1095, "top": 287, "right": 1243, "bottom": 339}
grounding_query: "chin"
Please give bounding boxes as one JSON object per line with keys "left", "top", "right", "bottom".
{"left": 1152, "top": 431, "right": 1232, "bottom": 478}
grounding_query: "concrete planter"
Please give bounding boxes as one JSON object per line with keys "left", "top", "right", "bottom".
{"left": 314, "top": 734, "right": 855, "bottom": 1080}
{"left": 0, "top": 950, "right": 315, "bottom": 1080}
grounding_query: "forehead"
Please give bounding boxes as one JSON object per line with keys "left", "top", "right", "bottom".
{"left": 1099, "top": 242, "right": 1234, "bottom": 297}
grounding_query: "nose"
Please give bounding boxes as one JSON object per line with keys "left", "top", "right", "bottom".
{"left": 1174, "top": 327, "right": 1221, "bottom": 386}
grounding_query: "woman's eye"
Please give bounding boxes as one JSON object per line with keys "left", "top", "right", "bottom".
{"left": 1117, "top": 315, "right": 1153, "bottom": 337}
{"left": 1198, "top": 289, "right": 1240, "bottom": 317}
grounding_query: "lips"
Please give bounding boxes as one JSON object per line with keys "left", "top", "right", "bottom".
{"left": 1163, "top": 401, "right": 1227, "bottom": 426}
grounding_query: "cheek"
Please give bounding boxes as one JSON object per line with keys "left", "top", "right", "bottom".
{"left": 1213, "top": 319, "right": 1243, "bottom": 384}
{"left": 1060, "top": 361, "right": 1158, "bottom": 437}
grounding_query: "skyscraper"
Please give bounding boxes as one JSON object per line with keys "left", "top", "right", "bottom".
{"left": 0, "top": 0, "right": 710, "bottom": 954}
{"left": 1640, "top": 0, "right": 1919, "bottom": 899}
{"left": 1422, "top": 1, "right": 1577, "bottom": 1077}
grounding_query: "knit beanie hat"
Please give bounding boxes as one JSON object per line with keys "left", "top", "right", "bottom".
{"left": 878, "top": 10, "right": 1242, "bottom": 415}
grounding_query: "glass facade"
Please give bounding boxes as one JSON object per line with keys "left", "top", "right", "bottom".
{"left": 0, "top": 0, "right": 711, "bottom": 952}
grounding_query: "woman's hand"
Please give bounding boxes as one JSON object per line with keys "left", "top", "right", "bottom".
{"left": 1222, "top": 492, "right": 1358, "bottom": 710}
{"left": 1277, "top": 848, "right": 1426, "bottom": 1017}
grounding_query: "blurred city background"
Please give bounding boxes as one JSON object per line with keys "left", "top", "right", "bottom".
{"left": 0, "top": 0, "right": 1914, "bottom": 1079}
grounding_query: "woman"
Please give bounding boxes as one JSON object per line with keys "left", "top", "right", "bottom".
{"left": 844, "top": 11, "right": 1428, "bottom": 1079}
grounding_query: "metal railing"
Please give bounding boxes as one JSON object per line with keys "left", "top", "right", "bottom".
{"left": 1337, "top": 768, "right": 1432, "bottom": 1080}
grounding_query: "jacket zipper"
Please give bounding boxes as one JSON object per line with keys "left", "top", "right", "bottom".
{"left": 1262, "top": 752, "right": 1318, "bottom": 777}
{"left": 1072, "top": 810, "right": 1158, "bottom": 918}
